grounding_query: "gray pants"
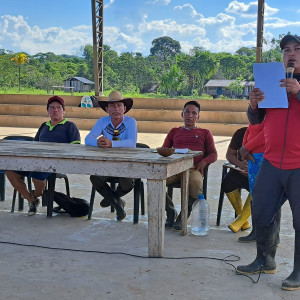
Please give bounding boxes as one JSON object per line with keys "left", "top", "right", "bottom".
{"left": 252, "top": 159, "right": 300, "bottom": 229}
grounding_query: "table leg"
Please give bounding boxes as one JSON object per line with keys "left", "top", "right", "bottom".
{"left": 180, "top": 170, "right": 189, "bottom": 236}
{"left": 47, "top": 173, "right": 56, "bottom": 218}
{"left": 147, "top": 179, "right": 166, "bottom": 257}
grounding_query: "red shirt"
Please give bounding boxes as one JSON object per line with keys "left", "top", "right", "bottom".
{"left": 264, "top": 94, "right": 300, "bottom": 169}
{"left": 162, "top": 127, "right": 217, "bottom": 167}
{"left": 243, "top": 122, "right": 265, "bottom": 154}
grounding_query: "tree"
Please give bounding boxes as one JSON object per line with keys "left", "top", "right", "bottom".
{"left": 235, "top": 47, "right": 256, "bottom": 56}
{"left": 177, "top": 51, "right": 217, "bottom": 95}
{"left": 227, "top": 77, "right": 244, "bottom": 98}
{"left": 11, "top": 53, "right": 28, "bottom": 91}
{"left": 150, "top": 36, "right": 181, "bottom": 60}
{"left": 160, "top": 63, "right": 185, "bottom": 97}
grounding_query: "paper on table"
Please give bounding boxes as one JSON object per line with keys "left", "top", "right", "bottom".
{"left": 174, "top": 148, "right": 189, "bottom": 154}
{"left": 253, "top": 62, "right": 288, "bottom": 108}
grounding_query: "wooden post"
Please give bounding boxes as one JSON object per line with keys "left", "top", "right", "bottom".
{"left": 91, "top": 0, "right": 104, "bottom": 96}
{"left": 256, "top": 0, "right": 265, "bottom": 63}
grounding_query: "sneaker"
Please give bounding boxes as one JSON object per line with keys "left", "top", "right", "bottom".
{"left": 100, "top": 198, "right": 111, "bottom": 208}
{"left": 28, "top": 198, "right": 40, "bottom": 216}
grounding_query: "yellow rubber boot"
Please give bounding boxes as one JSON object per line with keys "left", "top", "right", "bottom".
{"left": 226, "top": 189, "right": 243, "bottom": 215}
{"left": 228, "top": 193, "right": 252, "bottom": 233}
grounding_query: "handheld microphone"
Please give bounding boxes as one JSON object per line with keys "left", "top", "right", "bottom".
{"left": 286, "top": 62, "right": 295, "bottom": 98}
{"left": 286, "top": 62, "right": 295, "bottom": 79}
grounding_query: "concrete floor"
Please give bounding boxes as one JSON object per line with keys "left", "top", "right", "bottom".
{"left": 0, "top": 127, "right": 299, "bottom": 300}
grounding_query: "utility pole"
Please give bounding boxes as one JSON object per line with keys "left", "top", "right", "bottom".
{"left": 256, "top": 0, "right": 265, "bottom": 63}
{"left": 91, "top": 0, "right": 104, "bottom": 96}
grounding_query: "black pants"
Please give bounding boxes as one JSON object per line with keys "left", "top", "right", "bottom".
{"left": 252, "top": 159, "right": 300, "bottom": 229}
{"left": 221, "top": 169, "right": 249, "bottom": 194}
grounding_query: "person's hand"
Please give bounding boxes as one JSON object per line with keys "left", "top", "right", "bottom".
{"left": 239, "top": 146, "right": 255, "bottom": 162}
{"left": 237, "top": 159, "right": 248, "bottom": 172}
{"left": 280, "top": 78, "right": 300, "bottom": 96}
{"left": 249, "top": 88, "right": 265, "bottom": 110}
{"left": 97, "top": 136, "right": 112, "bottom": 148}
{"left": 195, "top": 160, "right": 207, "bottom": 175}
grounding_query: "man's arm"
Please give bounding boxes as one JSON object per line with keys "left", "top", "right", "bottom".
{"left": 68, "top": 122, "right": 81, "bottom": 144}
{"left": 195, "top": 131, "right": 217, "bottom": 174}
{"left": 247, "top": 105, "right": 266, "bottom": 125}
{"left": 85, "top": 118, "right": 104, "bottom": 147}
{"left": 162, "top": 130, "right": 173, "bottom": 148}
{"left": 247, "top": 88, "right": 266, "bottom": 124}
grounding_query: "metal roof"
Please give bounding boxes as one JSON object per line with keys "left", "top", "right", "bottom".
{"left": 67, "top": 77, "right": 95, "bottom": 84}
{"left": 205, "top": 80, "right": 235, "bottom": 87}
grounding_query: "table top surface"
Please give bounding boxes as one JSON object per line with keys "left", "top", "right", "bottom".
{"left": 0, "top": 140, "right": 202, "bottom": 164}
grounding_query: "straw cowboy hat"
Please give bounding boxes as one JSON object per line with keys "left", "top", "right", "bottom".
{"left": 98, "top": 91, "right": 133, "bottom": 113}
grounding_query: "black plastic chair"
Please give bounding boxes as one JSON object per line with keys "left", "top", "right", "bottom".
{"left": 1, "top": 136, "right": 34, "bottom": 209}
{"left": 216, "top": 163, "right": 247, "bottom": 226}
{"left": 1, "top": 135, "right": 70, "bottom": 213}
{"left": 88, "top": 142, "right": 149, "bottom": 224}
{"left": 167, "top": 165, "right": 209, "bottom": 201}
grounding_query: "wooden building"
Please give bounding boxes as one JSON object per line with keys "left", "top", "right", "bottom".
{"left": 64, "top": 77, "right": 94, "bottom": 92}
{"left": 205, "top": 79, "right": 254, "bottom": 99}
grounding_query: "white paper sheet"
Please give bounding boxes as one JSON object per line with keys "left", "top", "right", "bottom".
{"left": 174, "top": 148, "right": 189, "bottom": 154}
{"left": 253, "top": 62, "right": 288, "bottom": 108}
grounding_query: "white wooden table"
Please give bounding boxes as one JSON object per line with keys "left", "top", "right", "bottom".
{"left": 0, "top": 140, "right": 201, "bottom": 257}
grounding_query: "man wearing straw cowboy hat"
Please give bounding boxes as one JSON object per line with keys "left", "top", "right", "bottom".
{"left": 85, "top": 91, "right": 137, "bottom": 221}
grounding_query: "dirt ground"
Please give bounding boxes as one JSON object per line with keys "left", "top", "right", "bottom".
{"left": 0, "top": 127, "right": 299, "bottom": 300}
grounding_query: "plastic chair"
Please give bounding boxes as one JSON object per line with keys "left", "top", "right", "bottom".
{"left": 88, "top": 142, "right": 149, "bottom": 224}
{"left": 1, "top": 135, "right": 70, "bottom": 213}
{"left": 216, "top": 163, "right": 247, "bottom": 226}
{"left": 167, "top": 165, "right": 209, "bottom": 201}
{"left": 1, "top": 136, "right": 34, "bottom": 208}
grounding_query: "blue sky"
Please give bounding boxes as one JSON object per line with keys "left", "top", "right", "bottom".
{"left": 0, "top": 0, "right": 300, "bottom": 56}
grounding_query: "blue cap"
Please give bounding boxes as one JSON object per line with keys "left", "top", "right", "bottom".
{"left": 198, "top": 194, "right": 205, "bottom": 199}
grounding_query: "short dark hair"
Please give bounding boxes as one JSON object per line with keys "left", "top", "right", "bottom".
{"left": 183, "top": 100, "right": 200, "bottom": 112}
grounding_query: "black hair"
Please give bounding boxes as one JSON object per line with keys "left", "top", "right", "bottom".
{"left": 183, "top": 100, "right": 200, "bottom": 112}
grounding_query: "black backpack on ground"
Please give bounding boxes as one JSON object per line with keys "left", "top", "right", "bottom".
{"left": 43, "top": 190, "right": 90, "bottom": 217}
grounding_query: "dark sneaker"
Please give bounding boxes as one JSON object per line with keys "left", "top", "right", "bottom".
{"left": 165, "top": 210, "right": 178, "bottom": 229}
{"left": 28, "top": 198, "right": 40, "bottom": 216}
{"left": 100, "top": 198, "right": 111, "bottom": 208}
{"left": 114, "top": 198, "right": 126, "bottom": 221}
{"left": 172, "top": 219, "right": 182, "bottom": 231}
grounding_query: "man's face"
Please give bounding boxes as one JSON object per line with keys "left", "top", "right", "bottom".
{"left": 48, "top": 101, "right": 64, "bottom": 121}
{"left": 282, "top": 40, "right": 300, "bottom": 73}
{"left": 182, "top": 104, "right": 199, "bottom": 128}
{"left": 106, "top": 101, "right": 126, "bottom": 118}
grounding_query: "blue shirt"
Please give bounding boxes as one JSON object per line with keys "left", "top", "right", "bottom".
{"left": 85, "top": 115, "right": 137, "bottom": 148}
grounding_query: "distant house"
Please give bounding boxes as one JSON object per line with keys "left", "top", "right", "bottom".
{"left": 205, "top": 79, "right": 254, "bottom": 98}
{"left": 64, "top": 77, "right": 94, "bottom": 92}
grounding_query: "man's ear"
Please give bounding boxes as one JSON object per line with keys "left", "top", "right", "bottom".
{"left": 123, "top": 105, "right": 127, "bottom": 112}
{"left": 181, "top": 111, "right": 184, "bottom": 118}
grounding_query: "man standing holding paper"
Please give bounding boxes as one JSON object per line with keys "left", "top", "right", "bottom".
{"left": 236, "top": 35, "right": 300, "bottom": 291}
{"left": 162, "top": 100, "right": 217, "bottom": 231}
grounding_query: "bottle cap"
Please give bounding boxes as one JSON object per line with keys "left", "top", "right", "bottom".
{"left": 198, "top": 194, "right": 205, "bottom": 200}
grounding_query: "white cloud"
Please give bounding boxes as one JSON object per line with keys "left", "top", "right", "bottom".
{"left": 104, "top": 0, "right": 115, "bottom": 9}
{"left": 138, "top": 19, "right": 206, "bottom": 37}
{"left": 226, "top": 1, "right": 278, "bottom": 18}
{"left": 174, "top": 4, "right": 204, "bottom": 18}
{"left": 0, "top": 15, "right": 92, "bottom": 55}
{"left": 152, "top": 0, "right": 171, "bottom": 5}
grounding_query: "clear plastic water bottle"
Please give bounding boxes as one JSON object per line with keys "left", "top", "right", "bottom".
{"left": 191, "top": 194, "right": 210, "bottom": 236}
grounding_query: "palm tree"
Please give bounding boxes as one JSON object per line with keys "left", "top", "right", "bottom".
{"left": 11, "top": 53, "right": 28, "bottom": 92}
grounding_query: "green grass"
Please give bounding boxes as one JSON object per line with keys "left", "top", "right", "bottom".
{"left": 0, "top": 87, "right": 223, "bottom": 100}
